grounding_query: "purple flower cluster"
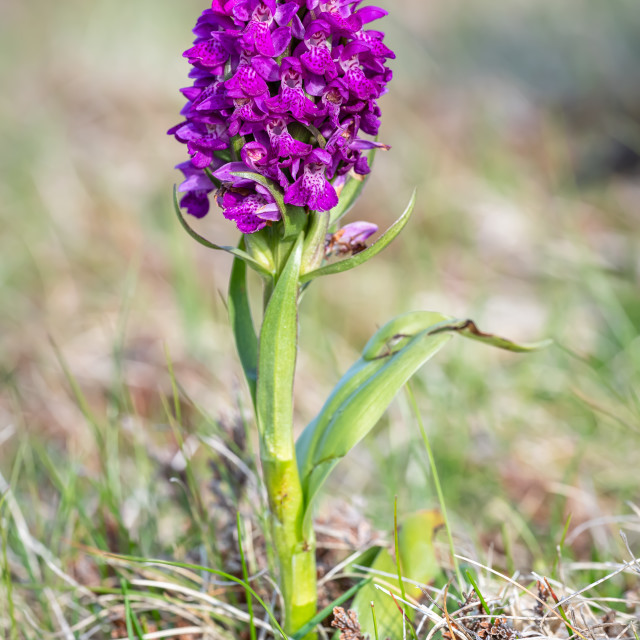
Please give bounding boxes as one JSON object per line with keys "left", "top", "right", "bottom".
{"left": 169, "top": 0, "right": 394, "bottom": 234}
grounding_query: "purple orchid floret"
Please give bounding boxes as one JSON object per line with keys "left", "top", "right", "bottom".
{"left": 176, "top": 161, "right": 218, "bottom": 219}
{"left": 284, "top": 148, "right": 338, "bottom": 210}
{"left": 219, "top": 188, "right": 281, "bottom": 233}
{"left": 169, "top": 0, "right": 394, "bottom": 233}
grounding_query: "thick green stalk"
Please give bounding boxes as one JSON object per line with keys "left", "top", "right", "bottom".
{"left": 256, "top": 234, "right": 317, "bottom": 635}
{"left": 261, "top": 456, "right": 317, "bottom": 633}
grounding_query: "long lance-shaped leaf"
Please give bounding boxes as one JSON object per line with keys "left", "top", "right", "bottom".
{"left": 256, "top": 235, "right": 316, "bottom": 632}
{"left": 257, "top": 235, "right": 303, "bottom": 452}
{"left": 229, "top": 241, "right": 258, "bottom": 404}
{"left": 360, "top": 315, "right": 553, "bottom": 361}
{"left": 299, "top": 190, "right": 416, "bottom": 284}
{"left": 173, "top": 186, "right": 273, "bottom": 278}
{"left": 296, "top": 311, "right": 551, "bottom": 530}
{"left": 230, "top": 171, "right": 307, "bottom": 239}
{"left": 295, "top": 311, "right": 452, "bottom": 531}
{"left": 429, "top": 318, "right": 553, "bottom": 352}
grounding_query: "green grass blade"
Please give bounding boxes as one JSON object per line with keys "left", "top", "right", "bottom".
{"left": 465, "top": 570, "right": 492, "bottom": 620}
{"left": 121, "top": 579, "right": 145, "bottom": 640}
{"left": 406, "top": 383, "right": 464, "bottom": 593}
{"left": 502, "top": 524, "right": 515, "bottom": 578}
{"left": 393, "top": 497, "right": 407, "bottom": 602}
{"left": 164, "top": 345, "right": 182, "bottom": 426}
{"left": 159, "top": 393, "right": 218, "bottom": 563}
{"left": 545, "top": 577, "right": 574, "bottom": 638}
{"left": 350, "top": 547, "right": 414, "bottom": 640}
{"left": 389, "top": 592, "right": 418, "bottom": 640}
{"left": 256, "top": 235, "right": 303, "bottom": 449}
{"left": 552, "top": 513, "right": 573, "bottom": 579}
{"left": 50, "top": 338, "right": 102, "bottom": 443}
{"left": 237, "top": 512, "right": 257, "bottom": 640}
{"left": 371, "top": 603, "right": 380, "bottom": 640}
{"left": 1, "top": 492, "right": 18, "bottom": 640}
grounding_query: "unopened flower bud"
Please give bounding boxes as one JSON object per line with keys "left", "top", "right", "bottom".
{"left": 325, "top": 221, "right": 378, "bottom": 257}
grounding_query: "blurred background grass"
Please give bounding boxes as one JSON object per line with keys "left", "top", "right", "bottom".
{"left": 1, "top": 0, "right": 639, "bottom": 582}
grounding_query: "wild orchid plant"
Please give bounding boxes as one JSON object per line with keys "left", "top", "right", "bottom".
{"left": 169, "top": 0, "right": 545, "bottom": 635}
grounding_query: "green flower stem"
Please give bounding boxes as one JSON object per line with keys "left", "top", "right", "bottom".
{"left": 255, "top": 232, "right": 318, "bottom": 635}
{"left": 261, "top": 457, "right": 317, "bottom": 634}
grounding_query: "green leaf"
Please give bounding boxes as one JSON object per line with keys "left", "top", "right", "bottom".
{"left": 329, "top": 147, "right": 380, "bottom": 227}
{"left": 121, "top": 579, "right": 145, "bottom": 639}
{"left": 300, "top": 190, "right": 416, "bottom": 284}
{"left": 212, "top": 149, "right": 232, "bottom": 164}
{"left": 351, "top": 549, "right": 401, "bottom": 640}
{"left": 429, "top": 318, "right": 554, "bottom": 352}
{"left": 229, "top": 241, "right": 258, "bottom": 404}
{"left": 172, "top": 186, "right": 273, "bottom": 278}
{"left": 295, "top": 311, "right": 452, "bottom": 530}
{"left": 257, "top": 236, "right": 303, "bottom": 452}
{"left": 296, "top": 311, "right": 550, "bottom": 529}
{"left": 328, "top": 175, "right": 367, "bottom": 226}
{"left": 350, "top": 511, "right": 443, "bottom": 640}
{"left": 397, "top": 510, "right": 444, "bottom": 596}
{"left": 281, "top": 205, "right": 308, "bottom": 240}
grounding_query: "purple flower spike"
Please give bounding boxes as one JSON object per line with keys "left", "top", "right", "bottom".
{"left": 169, "top": 0, "right": 394, "bottom": 233}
